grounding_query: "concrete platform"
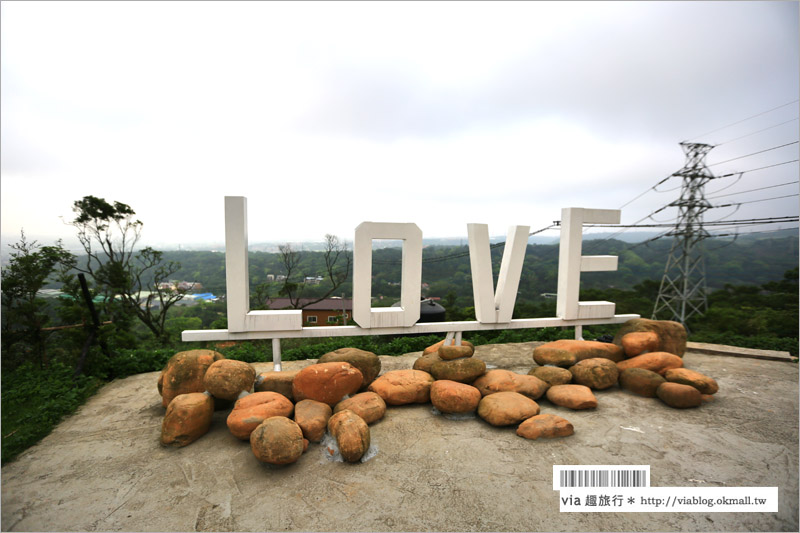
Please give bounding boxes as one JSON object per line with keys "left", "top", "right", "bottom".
{"left": 2, "top": 342, "right": 798, "bottom": 532}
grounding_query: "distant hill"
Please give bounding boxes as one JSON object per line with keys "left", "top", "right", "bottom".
{"left": 148, "top": 232, "right": 798, "bottom": 302}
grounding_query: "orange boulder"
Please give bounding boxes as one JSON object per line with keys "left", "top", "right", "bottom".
{"left": 616, "top": 352, "right": 684, "bottom": 376}
{"left": 516, "top": 413, "right": 574, "bottom": 440}
{"left": 533, "top": 340, "right": 624, "bottom": 367}
{"left": 656, "top": 382, "right": 702, "bottom": 408}
{"left": 621, "top": 331, "right": 660, "bottom": 358}
{"left": 430, "top": 380, "right": 482, "bottom": 414}
{"left": 334, "top": 392, "right": 387, "bottom": 424}
{"left": 477, "top": 391, "right": 540, "bottom": 426}
{"left": 294, "top": 399, "right": 333, "bottom": 442}
{"left": 292, "top": 362, "right": 364, "bottom": 406}
{"left": 367, "top": 369, "right": 434, "bottom": 405}
{"left": 664, "top": 368, "right": 719, "bottom": 395}
{"left": 472, "top": 369, "right": 549, "bottom": 400}
{"left": 613, "top": 318, "right": 687, "bottom": 357}
{"left": 545, "top": 384, "right": 598, "bottom": 410}
{"left": 159, "top": 350, "right": 224, "bottom": 408}
{"left": 254, "top": 370, "right": 298, "bottom": 400}
{"left": 618, "top": 368, "right": 665, "bottom": 397}
{"left": 250, "top": 417, "right": 305, "bottom": 465}
{"left": 204, "top": 359, "right": 256, "bottom": 401}
{"left": 328, "top": 410, "right": 371, "bottom": 463}
{"left": 423, "top": 339, "right": 474, "bottom": 355}
{"left": 161, "top": 392, "right": 214, "bottom": 447}
{"left": 226, "top": 391, "right": 294, "bottom": 440}
{"left": 568, "top": 358, "right": 620, "bottom": 390}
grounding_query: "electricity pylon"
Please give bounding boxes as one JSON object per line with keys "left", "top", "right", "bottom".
{"left": 652, "top": 142, "right": 715, "bottom": 327}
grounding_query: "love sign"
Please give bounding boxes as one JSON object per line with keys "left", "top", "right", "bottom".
{"left": 182, "top": 197, "right": 639, "bottom": 368}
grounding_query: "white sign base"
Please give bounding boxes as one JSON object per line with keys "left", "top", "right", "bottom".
{"left": 182, "top": 314, "right": 639, "bottom": 342}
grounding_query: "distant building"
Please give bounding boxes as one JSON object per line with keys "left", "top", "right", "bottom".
{"left": 177, "top": 281, "right": 202, "bottom": 292}
{"left": 264, "top": 297, "right": 352, "bottom": 326}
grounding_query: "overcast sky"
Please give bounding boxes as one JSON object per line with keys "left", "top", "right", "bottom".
{"left": 2, "top": 1, "right": 798, "bottom": 252}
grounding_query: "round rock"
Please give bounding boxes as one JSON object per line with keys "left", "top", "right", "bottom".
{"left": 438, "top": 344, "right": 475, "bottom": 360}
{"left": 368, "top": 369, "right": 434, "bottom": 405}
{"left": 413, "top": 352, "right": 443, "bottom": 373}
{"left": 203, "top": 359, "right": 256, "bottom": 401}
{"left": 545, "top": 384, "right": 598, "bottom": 410}
{"left": 477, "top": 391, "right": 540, "bottom": 426}
{"left": 227, "top": 391, "right": 295, "bottom": 440}
{"left": 664, "top": 368, "right": 719, "bottom": 395}
{"left": 430, "top": 380, "right": 482, "bottom": 414}
{"left": 424, "top": 339, "right": 474, "bottom": 355}
{"left": 161, "top": 392, "right": 214, "bottom": 447}
{"left": 159, "top": 349, "right": 224, "bottom": 408}
{"left": 318, "top": 348, "right": 381, "bottom": 390}
{"left": 618, "top": 367, "right": 665, "bottom": 397}
{"left": 613, "top": 318, "right": 687, "bottom": 357}
{"left": 528, "top": 366, "right": 573, "bottom": 386}
{"left": 250, "top": 417, "right": 305, "bottom": 465}
{"left": 430, "top": 357, "right": 486, "bottom": 384}
{"left": 533, "top": 340, "right": 624, "bottom": 367}
{"left": 516, "top": 413, "right": 574, "bottom": 440}
{"left": 621, "top": 331, "right": 660, "bottom": 358}
{"left": 334, "top": 392, "right": 387, "bottom": 424}
{"left": 294, "top": 399, "right": 333, "bottom": 442}
{"left": 327, "top": 409, "right": 371, "bottom": 463}
{"left": 656, "top": 382, "right": 702, "bottom": 408}
{"left": 472, "top": 369, "right": 549, "bottom": 400}
{"left": 254, "top": 370, "right": 298, "bottom": 401}
{"left": 616, "top": 352, "right": 684, "bottom": 376}
{"left": 568, "top": 358, "right": 620, "bottom": 390}
{"left": 292, "top": 362, "right": 364, "bottom": 406}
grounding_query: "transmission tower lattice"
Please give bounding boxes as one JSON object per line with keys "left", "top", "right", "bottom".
{"left": 652, "top": 142, "right": 716, "bottom": 327}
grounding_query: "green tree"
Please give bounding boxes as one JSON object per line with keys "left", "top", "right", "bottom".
{"left": 253, "top": 234, "right": 351, "bottom": 310}
{"left": 1, "top": 231, "right": 76, "bottom": 368}
{"left": 68, "top": 196, "right": 187, "bottom": 344}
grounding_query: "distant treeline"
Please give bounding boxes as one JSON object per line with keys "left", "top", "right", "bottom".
{"left": 159, "top": 235, "right": 799, "bottom": 307}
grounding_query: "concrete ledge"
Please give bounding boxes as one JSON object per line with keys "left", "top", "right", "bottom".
{"left": 2, "top": 343, "right": 797, "bottom": 532}
{"left": 687, "top": 341, "right": 796, "bottom": 362}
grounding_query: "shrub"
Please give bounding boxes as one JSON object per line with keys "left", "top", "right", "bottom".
{"left": 2, "top": 361, "right": 103, "bottom": 465}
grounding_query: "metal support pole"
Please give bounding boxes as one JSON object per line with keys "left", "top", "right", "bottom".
{"left": 272, "top": 338, "right": 282, "bottom": 372}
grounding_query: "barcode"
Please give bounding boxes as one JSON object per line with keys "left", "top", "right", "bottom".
{"left": 553, "top": 465, "right": 650, "bottom": 490}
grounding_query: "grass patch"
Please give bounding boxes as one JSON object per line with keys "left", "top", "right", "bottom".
{"left": 2, "top": 362, "right": 103, "bottom": 465}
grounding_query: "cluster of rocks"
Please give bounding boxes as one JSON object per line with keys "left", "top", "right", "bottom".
{"left": 529, "top": 318, "right": 719, "bottom": 411}
{"left": 157, "top": 318, "right": 719, "bottom": 465}
{"left": 159, "top": 347, "right": 386, "bottom": 465}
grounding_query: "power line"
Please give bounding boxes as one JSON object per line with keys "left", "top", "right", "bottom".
{"left": 618, "top": 175, "right": 673, "bottom": 209}
{"left": 706, "top": 226, "right": 799, "bottom": 238}
{"left": 372, "top": 223, "right": 560, "bottom": 265}
{"left": 708, "top": 141, "right": 799, "bottom": 167}
{"left": 705, "top": 173, "right": 743, "bottom": 195}
{"left": 716, "top": 117, "right": 800, "bottom": 146}
{"left": 688, "top": 99, "right": 799, "bottom": 141}
{"left": 707, "top": 180, "right": 799, "bottom": 200}
{"left": 716, "top": 159, "right": 799, "bottom": 178}
{"left": 586, "top": 216, "right": 799, "bottom": 229}
{"left": 712, "top": 193, "right": 799, "bottom": 209}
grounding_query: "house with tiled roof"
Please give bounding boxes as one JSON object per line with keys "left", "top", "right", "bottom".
{"left": 264, "top": 297, "right": 352, "bottom": 326}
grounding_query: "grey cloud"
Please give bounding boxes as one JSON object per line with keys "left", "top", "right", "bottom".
{"left": 293, "top": 2, "right": 798, "bottom": 145}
